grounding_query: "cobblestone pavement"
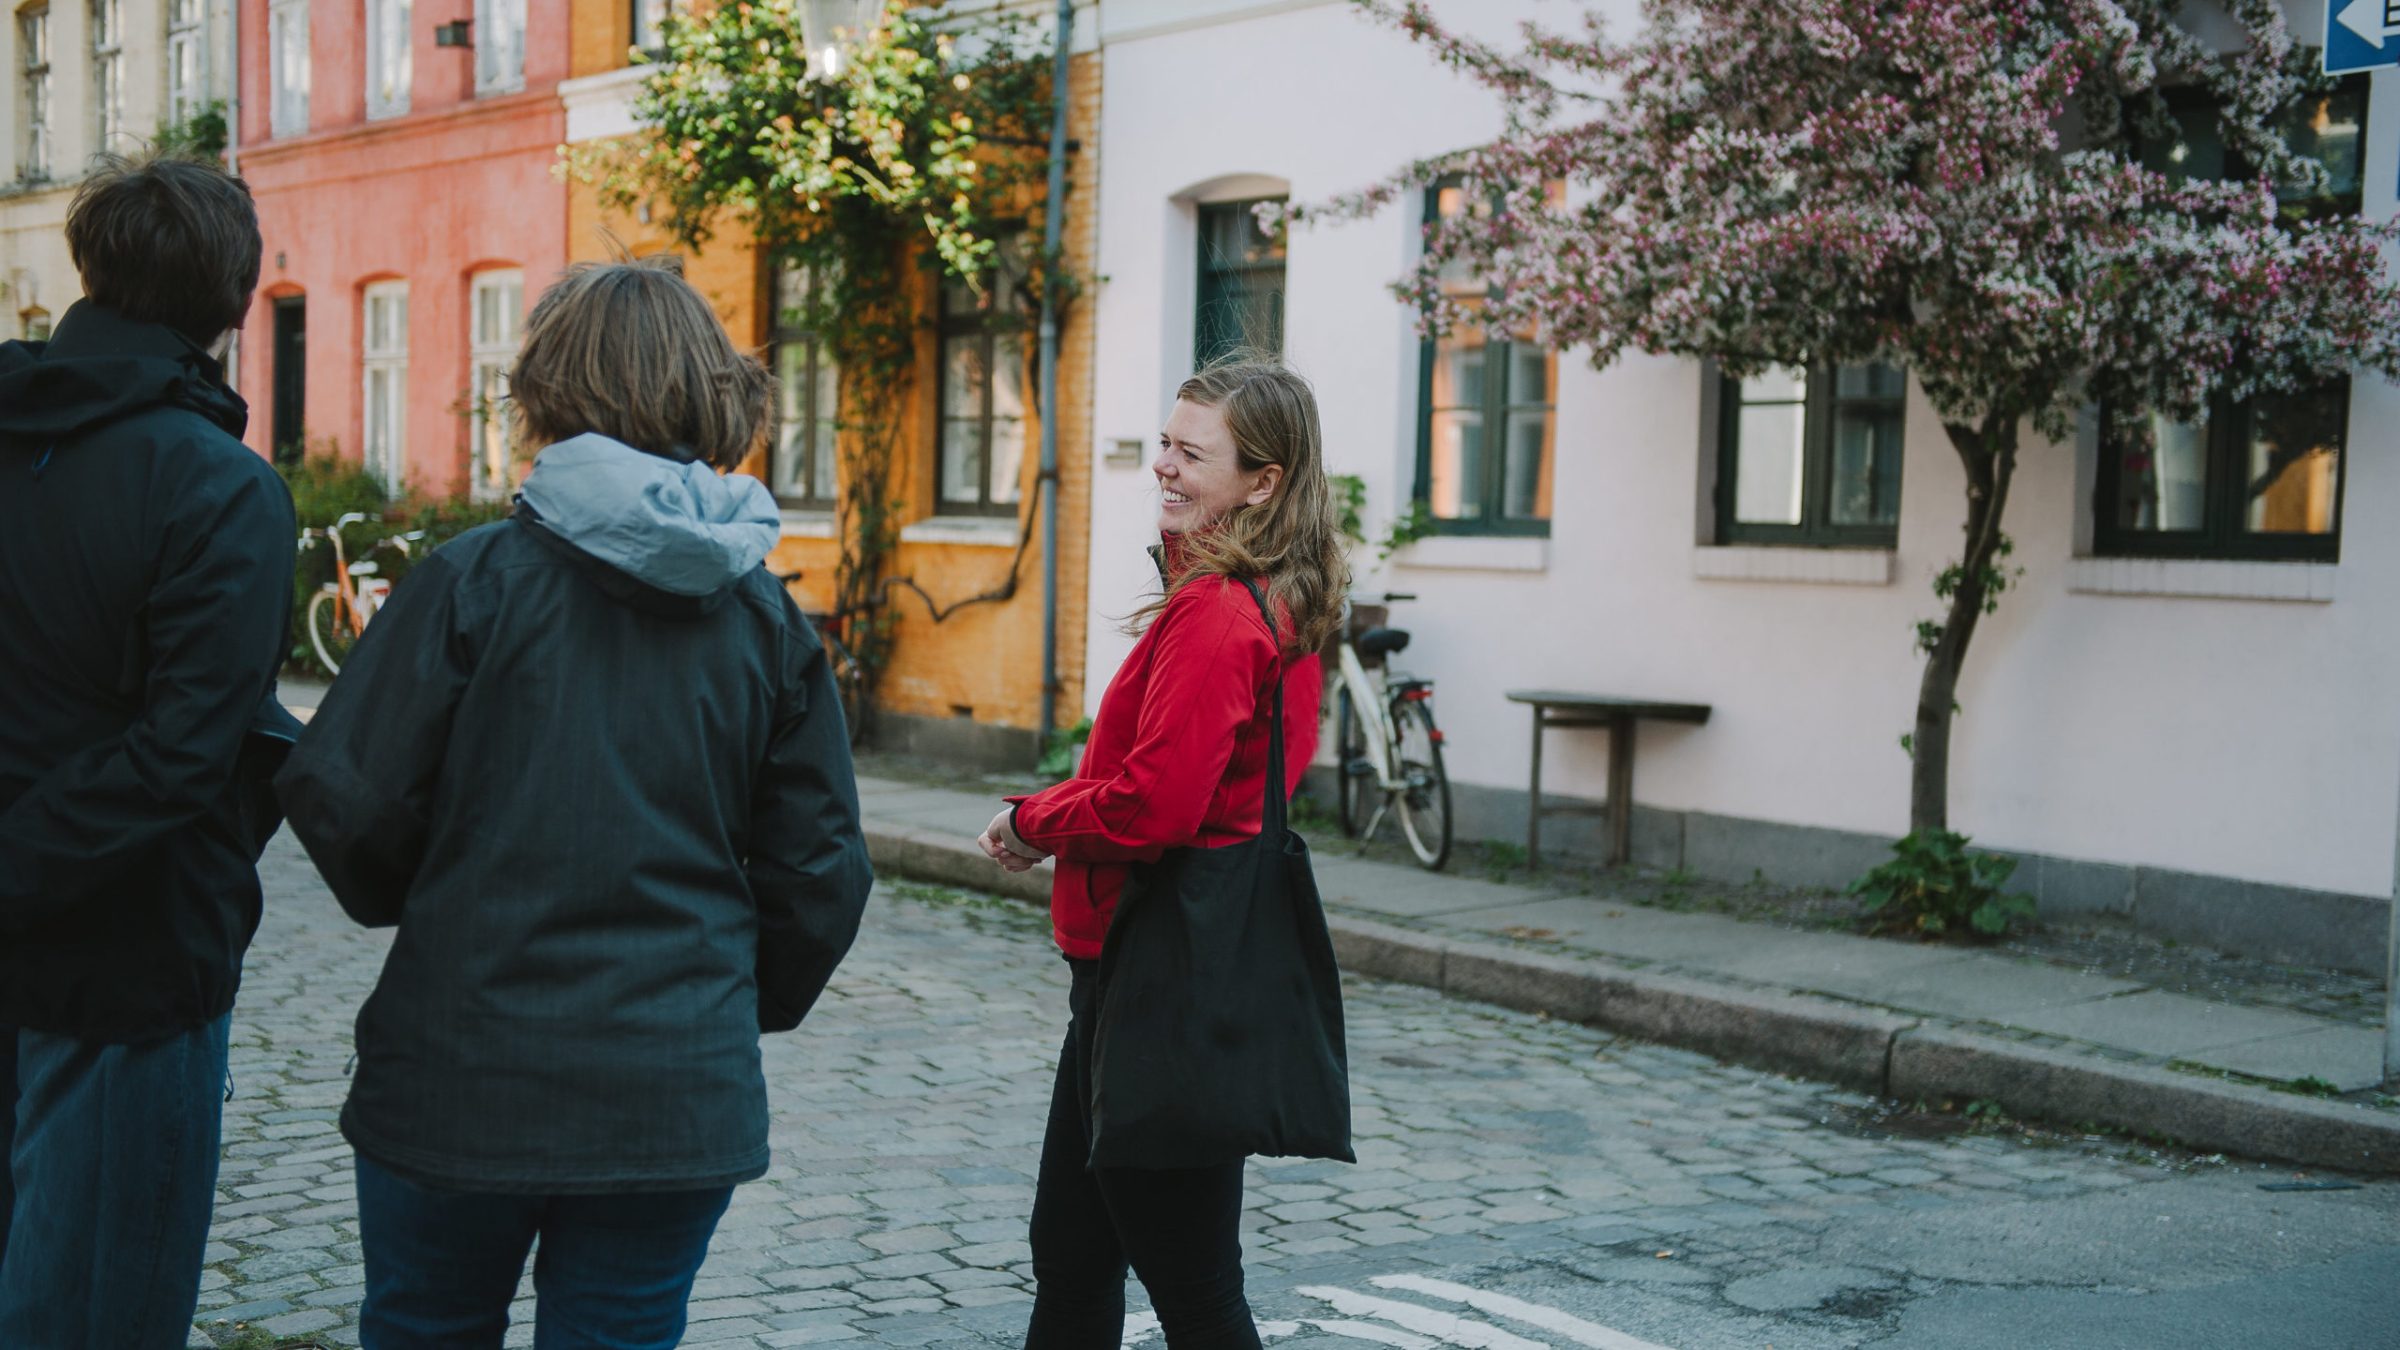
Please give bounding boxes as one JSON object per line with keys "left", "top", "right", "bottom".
{"left": 197, "top": 834, "right": 2205, "bottom": 1349}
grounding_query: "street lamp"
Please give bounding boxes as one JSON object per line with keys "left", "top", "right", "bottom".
{"left": 800, "top": 0, "right": 884, "bottom": 82}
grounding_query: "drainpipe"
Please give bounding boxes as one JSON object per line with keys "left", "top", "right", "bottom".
{"left": 2387, "top": 765, "right": 2398, "bottom": 1086}
{"left": 1034, "top": 0, "right": 1072, "bottom": 757}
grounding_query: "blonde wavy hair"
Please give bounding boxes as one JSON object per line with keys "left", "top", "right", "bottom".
{"left": 1134, "top": 356, "right": 1350, "bottom": 655}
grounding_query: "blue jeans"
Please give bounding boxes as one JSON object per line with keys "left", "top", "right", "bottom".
{"left": 355, "top": 1153, "right": 732, "bottom": 1350}
{"left": 0, "top": 1015, "right": 233, "bottom": 1349}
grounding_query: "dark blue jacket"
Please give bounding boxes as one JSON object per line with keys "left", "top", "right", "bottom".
{"left": 0, "top": 301, "right": 299, "bottom": 1043}
{"left": 276, "top": 436, "right": 871, "bottom": 1193}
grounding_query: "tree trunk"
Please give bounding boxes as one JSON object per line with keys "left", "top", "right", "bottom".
{"left": 1909, "top": 414, "right": 2020, "bottom": 835}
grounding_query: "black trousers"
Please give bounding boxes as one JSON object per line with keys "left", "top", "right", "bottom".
{"left": 1023, "top": 959, "right": 1261, "bottom": 1350}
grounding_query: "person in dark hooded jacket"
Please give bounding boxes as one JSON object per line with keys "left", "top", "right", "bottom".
{"left": 274, "top": 258, "right": 872, "bottom": 1349}
{"left": 0, "top": 155, "right": 297, "bottom": 1346}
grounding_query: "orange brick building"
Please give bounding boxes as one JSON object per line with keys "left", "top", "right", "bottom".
{"left": 559, "top": 0, "right": 1099, "bottom": 766}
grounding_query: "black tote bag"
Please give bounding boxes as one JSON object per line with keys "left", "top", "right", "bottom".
{"left": 1084, "top": 578, "right": 1354, "bottom": 1169}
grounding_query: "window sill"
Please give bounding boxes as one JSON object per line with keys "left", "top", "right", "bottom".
{"left": 779, "top": 510, "right": 836, "bottom": 540}
{"left": 1390, "top": 535, "right": 1549, "bottom": 573}
{"left": 2065, "top": 557, "right": 2337, "bottom": 603}
{"left": 900, "top": 516, "right": 1021, "bottom": 548}
{"left": 1693, "top": 545, "right": 1895, "bottom": 585}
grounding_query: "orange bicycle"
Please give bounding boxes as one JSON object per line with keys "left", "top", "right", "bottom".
{"left": 298, "top": 512, "right": 423, "bottom": 675}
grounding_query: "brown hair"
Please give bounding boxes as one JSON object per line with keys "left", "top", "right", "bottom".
{"left": 66, "top": 152, "right": 263, "bottom": 345}
{"left": 1135, "top": 355, "right": 1350, "bottom": 654}
{"left": 510, "top": 257, "right": 771, "bottom": 469}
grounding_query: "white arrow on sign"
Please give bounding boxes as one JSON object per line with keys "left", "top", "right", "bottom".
{"left": 2336, "top": 0, "right": 2400, "bottom": 47}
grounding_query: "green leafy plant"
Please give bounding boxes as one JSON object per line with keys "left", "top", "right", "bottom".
{"left": 1851, "top": 829, "right": 2034, "bottom": 939}
{"left": 1036, "top": 716, "right": 1092, "bottom": 779}
{"left": 154, "top": 99, "right": 229, "bottom": 162}
{"left": 1325, "top": 473, "right": 1436, "bottom": 563}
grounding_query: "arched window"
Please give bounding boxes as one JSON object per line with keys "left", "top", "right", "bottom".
{"left": 17, "top": 3, "right": 51, "bottom": 181}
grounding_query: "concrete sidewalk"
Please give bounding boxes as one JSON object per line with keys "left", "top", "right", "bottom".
{"left": 858, "top": 774, "right": 2400, "bottom": 1175}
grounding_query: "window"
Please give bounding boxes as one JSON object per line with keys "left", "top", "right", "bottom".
{"left": 936, "top": 236, "right": 1028, "bottom": 516}
{"left": 2095, "top": 385, "right": 2345, "bottom": 561}
{"left": 18, "top": 5, "right": 49, "bottom": 180}
{"left": 2090, "top": 78, "right": 2364, "bottom": 561}
{"left": 632, "top": 0, "right": 673, "bottom": 54}
{"left": 769, "top": 262, "right": 838, "bottom": 510}
{"left": 1715, "top": 363, "right": 1906, "bottom": 546}
{"left": 269, "top": 0, "right": 308, "bottom": 136}
{"left": 1194, "top": 197, "right": 1284, "bottom": 367}
{"left": 362, "top": 281, "right": 409, "bottom": 491}
{"left": 1416, "top": 181, "right": 1555, "bottom": 535}
{"left": 467, "top": 270, "right": 521, "bottom": 502}
{"left": 365, "top": 0, "right": 410, "bottom": 119}
{"left": 475, "top": 0, "right": 524, "bottom": 94}
{"left": 20, "top": 305, "right": 49, "bottom": 339}
{"left": 89, "top": 0, "right": 119, "bottom": 148}
{"left": 164, "top": 0, "right": 204, "bottom": 124}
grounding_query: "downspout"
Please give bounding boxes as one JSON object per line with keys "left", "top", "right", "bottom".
{"left": 1035, "top": 0, "right": 1072, "bottom": 757}
{"left": 223, "top": 0, "right": 244, "bottom": 395}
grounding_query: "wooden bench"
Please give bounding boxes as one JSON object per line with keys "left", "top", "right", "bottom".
{"left": 1505, "top": 691, "right": 1713, "bottom": 868}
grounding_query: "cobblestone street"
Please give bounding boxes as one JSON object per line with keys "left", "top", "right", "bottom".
{"left": 194, "top": 836, "right": 2364, "bottom": 1350}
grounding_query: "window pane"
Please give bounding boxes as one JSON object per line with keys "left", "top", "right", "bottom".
{"left": 2243, "top": 387, "right": 2343, "bottom": 535}
{"left": 1506, "top": 337, "right": 1549, "bottom": 405}
{"left": 2108, "top": 410, "right": 2208, "bottom": 532}
{"left": 1835, "top": 362, "right": 1904, "bottom": 399}
{"left": 2279, "top": 84, "right": 2365, "bottom": 210}
{"left": 1427, "top": 326, "right": 1487, "bottom": 521}
{"left": 2142, "top": 101, "right": 2227, "bottom": 186}
{"left": 1730, "top": 367, "right": 1807, "bottom": 526}
{"left": 774, "top": 342, "right": 813, "bottom": 500}
{"left": 1828, "top": 404, "right": 1902, "bottom": 526}
{"left": 988, "top": 333, "right": 1024, "bottom": 505}
{"left": 1501, "top": 407, "right": 1552, "bottom": 521}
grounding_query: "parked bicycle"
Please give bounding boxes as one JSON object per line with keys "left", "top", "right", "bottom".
{"left": 298, "top": 513, "right": 424, "bottom": 675}
{"left": 772, "top": 570, "right": 872, "bottom": 747}
{"left": 1329, "top": 591, "right": 1452, "bottom": 870}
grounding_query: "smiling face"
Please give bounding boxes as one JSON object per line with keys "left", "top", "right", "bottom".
{"left": 1155, "top": 397, "right": 1281, "bottom": 534}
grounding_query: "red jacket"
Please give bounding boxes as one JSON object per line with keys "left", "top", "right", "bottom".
{"left": 1009, "top": 564, "right": 1320, "bottom": 959}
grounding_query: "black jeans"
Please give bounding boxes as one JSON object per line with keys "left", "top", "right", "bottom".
{"left": 1024, "top": 959, "right": 1260, "bottom": 1350}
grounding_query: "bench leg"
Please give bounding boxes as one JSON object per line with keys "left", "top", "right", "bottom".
{"left": 1607, "top": 715, "right": 1634, "bottom": 867}
{"left": 1526, "top": 708, "right": 1544, "bottom": 870}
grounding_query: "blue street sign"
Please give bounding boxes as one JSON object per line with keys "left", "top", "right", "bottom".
{"left": 2326, "top": 0, "right": 2400, "bottom": 74}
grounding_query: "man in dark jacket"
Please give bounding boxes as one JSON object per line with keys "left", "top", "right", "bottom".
{"left": 0, "top": 154, "right": 296, "bottom": 1345}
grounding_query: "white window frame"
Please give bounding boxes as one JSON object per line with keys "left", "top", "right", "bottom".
{"left": 362, "top": 281, "right": 410, "bottom": 492}
{"left": 467, "top": 269, "right": 523, "bottom": 502}
{"left": 268, "top": 0, "right": 308, "bottom": 136}
{"left": 164, "top": 0, "right": 204, "bottom": 124}
{"left": 365, "top": 0, "right": 410, "bottom": 120}
{"left": 89, "top": 0, "right": 121, "bottom": 148}
{"left": 19, "top": 5, "right": 51, "bottom": 181}
{"left": 632, "top": 0, "right": 674, "bottom": 53}
{"left": 474, "top": 0, "right": 524, "bottom": 94}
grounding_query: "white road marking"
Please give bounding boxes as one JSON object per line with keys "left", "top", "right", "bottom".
{"left": 1121, "top": 1310, "right": 1162, "bottom": 1348}
{"left": 1369, "top": 1275, "right": 1678, "bottom": 1350}
{"left": 1295, "top": 1286, "right": 1550, "bottom": 1350}
{"left": 1294, "top": 1318, "right": 1443, "bottom": 1349}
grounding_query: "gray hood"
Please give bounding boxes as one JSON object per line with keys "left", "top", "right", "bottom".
{"left": 517, "top": 434, "right": 781, "bottom": 597}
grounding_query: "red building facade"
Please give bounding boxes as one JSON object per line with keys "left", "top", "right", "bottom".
{"left": 235, "top": 0, "right": 569, "bottom": 498}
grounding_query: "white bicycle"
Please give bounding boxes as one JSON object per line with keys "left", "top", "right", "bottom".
{"left": 1329, "top": 592, "right": 1452, "bottom": 871}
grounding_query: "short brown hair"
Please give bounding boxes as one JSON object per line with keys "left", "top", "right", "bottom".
{"left": 66, "top": 152, "right": 263, "bottom": 345}
{"left": 510, "top": 258, "right": 770, "bottom": 470}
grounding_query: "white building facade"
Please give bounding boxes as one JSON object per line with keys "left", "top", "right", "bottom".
{"left": 1081, "top": 0, "right": 2400, "bottom": 973}
{"left": 1, "top": 0, "right": 237, "bottom": 341}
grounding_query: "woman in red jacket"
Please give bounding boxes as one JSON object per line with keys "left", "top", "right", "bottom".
{"left": 979, "top": 359, "right": 1348, "bottom": 1350}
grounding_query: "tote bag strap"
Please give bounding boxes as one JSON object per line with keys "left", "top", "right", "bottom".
{"left": 1236, "top": 577, "right": 1289, "bottom": 842}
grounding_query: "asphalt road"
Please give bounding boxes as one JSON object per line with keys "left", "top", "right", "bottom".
{"left": 191, "top": 837, "right": 2398, "bottom": 1349}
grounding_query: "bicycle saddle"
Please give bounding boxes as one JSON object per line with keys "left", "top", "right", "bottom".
{"left": 1355, "top": 627, "right": 1411, "bottom": 660}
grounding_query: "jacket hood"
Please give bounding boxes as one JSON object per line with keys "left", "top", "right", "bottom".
{"left": 516, "top": 433, "right": 781, "bottom": 597}
{"left": 0, "top": 301, "right": 245, "bottom": 457}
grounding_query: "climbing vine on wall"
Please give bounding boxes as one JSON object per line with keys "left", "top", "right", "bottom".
{"left": 571, "top": 0, "right": 1071, "bottom": 704}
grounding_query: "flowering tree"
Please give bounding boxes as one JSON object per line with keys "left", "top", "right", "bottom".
{"left": 1305, "top": 0, "right": 2400, "bottom": 838}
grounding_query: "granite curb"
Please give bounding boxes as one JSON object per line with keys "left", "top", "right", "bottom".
{"left": 865, "top": 827, "right": 2400, "bottom": 1176}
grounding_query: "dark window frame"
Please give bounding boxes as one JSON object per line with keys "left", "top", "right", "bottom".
{"left": 933, "top": 233, "right": 1030, "bottom": 518}
{"left": 767, "top": 259, "right": 837, "bottom": 512}
{"left": 1194, "top": 196, "right": 1286, "bottom": 368}
{"left": 2091, "top": 382, "right": 2348, "bottom": 562}
{"left": 1411, "top": 180, "right": 1554, "bottom": 538}
{"left": 2088, "top": 75, "right": 2365, "bottom": 562}
{"left": 1712, "top": 362, "right": 1905, "bottom": 548}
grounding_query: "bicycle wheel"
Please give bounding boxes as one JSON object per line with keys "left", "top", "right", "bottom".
{"left": 1391, "top": 698, "right": 1452, "bottom": 871}
{"left": 306, "top": 589, "right": 360, "bottom": 676}
{"left": 1334, "top": 687, "right": 1371, "bottom": 838}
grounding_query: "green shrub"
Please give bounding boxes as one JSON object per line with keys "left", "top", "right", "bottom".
{"left": 1036, "top": 717, "right": 1093, "bottom": 780}
{"left": 1851, "top": 829, "right": 2034, "bottom": 939}
{"left": 280, "top": 450, "right": 513, "bottom": 677}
